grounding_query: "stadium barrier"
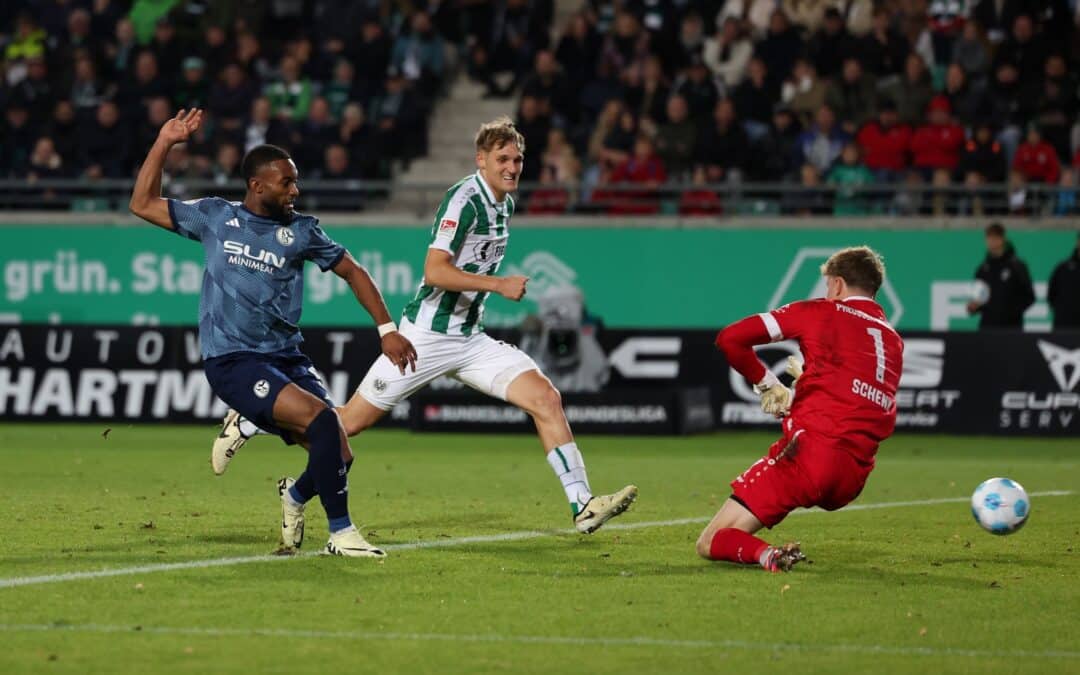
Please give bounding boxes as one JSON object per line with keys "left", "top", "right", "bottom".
{"left": 1, "top": 224, "right": 1076, "bottom": 331}
{"left": 2, "top": 325, "right": 1077, "bottom": 436}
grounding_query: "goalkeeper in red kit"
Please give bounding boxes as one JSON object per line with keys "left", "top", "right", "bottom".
{"left": 699, "top": 246, "right": 904, "bottom": 572}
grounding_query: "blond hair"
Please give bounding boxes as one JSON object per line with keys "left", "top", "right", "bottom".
{"left": 820, "top": 246, "right": 886, "bottom": 295}
{"left": 475, "top": 116, "right": 526, "bottom": 154}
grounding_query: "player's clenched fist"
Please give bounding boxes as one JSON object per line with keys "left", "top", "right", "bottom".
{"left": 157, "top": 108, "right": 203, "bottom": 146}
{"left": 382, "top": 332, "right": 418, "bottom": 375}
{"left": 497, "top": 275, "right": 529, "bottom": 301}
{"left": 758, "top": 383, "right": 793, "bottom": 418}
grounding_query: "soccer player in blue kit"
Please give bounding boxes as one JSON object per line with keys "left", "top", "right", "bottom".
{"left": 129, "top": 109, "right": 418, "bottom": 558}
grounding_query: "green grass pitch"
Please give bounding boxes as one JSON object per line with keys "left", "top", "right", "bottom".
{"left": 0, "top": 423, "right": 1077, "bottom": 675}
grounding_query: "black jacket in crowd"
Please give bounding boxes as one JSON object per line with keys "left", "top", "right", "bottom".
{"left": 1048, "top": 248, "right": 1080, "bottom": 330}
{"left": 974, "top": 243, "right": 1036, "bottom": 329}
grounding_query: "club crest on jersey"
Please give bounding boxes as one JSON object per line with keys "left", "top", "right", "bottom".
{"left": 276, "top": 226, "right": 295, "bottom": 246}
{"left": 253, "top": 379, "right": 270, "bottom": 398}
{"left": 439, "top": 219, "right": 457, "bottom": 232}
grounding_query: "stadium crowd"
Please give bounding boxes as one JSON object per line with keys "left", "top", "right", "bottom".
{"left": 1, "top": 0, "right": 1079, "bottom": 216}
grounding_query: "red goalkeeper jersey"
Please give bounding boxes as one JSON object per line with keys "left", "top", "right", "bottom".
{"left": 718, "top": 297, "right": 904, "bottom": 466}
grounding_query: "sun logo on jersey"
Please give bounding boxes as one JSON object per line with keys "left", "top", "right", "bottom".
{"left": 276, "top": 227, "right": 295, "bottom": 247}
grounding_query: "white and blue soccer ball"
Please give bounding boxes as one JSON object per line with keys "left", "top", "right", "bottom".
{"left": 971, "top": 477, "right": 1030, "bottom": 535}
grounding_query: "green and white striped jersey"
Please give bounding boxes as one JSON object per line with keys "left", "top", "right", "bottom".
{"left": 402, "top": 172, "right": 514, "bottom": 335}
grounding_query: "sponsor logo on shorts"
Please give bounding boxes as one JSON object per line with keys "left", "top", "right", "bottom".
{"left": 439, "top": 219, "right": 457, "bottom": 232}
{"left": 276, "top": 227, "right": 295, "bottom": 246}
{"left": 253, "top": 379, "right": 270, "bottom": 398}
{"left": 373, "top": 378, "right": 387, "bottom": 394}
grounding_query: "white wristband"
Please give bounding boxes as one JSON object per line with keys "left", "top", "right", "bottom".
{"left": 377, "top": 321, "right": 397, "bottom": 338}
{"left": 753, "top": 370, "right": 781, "bottom": 394}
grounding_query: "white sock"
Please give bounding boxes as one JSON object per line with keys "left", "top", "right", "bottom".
{"left": 547, "top": 442, "right": 593, "bottom": 515}
{"left": 237, "top": 417, "right": 266, "bottom": 437}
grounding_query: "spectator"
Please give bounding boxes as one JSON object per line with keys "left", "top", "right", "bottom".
{"left": 912, "top": 96, "right": 965, "bottom": 213}
{"left": 208, "top": 63, "right": 257, "bottom": 142}
{"left": 825, "top": 57, "right": 878, "bottom": 134}
{"left": 351, "top": 18, "right": 393, "bottom": 102}
{"left": 704, "top": 16, "right": 752, "bottom": 89}
{"left": 784, "top": 58, "right": 828, "bottom": 129}
{"left": 2, "top": 101, "right": 37, "bottom": 177}
{"left": 1047, "top": 233, "right": 1080, "bottom": 330}
{"left": 26, "top": 136, "right": 67, "bottom": 181}
{"left": 555, "top": 13, "right": 601, "bottom": 87}
{"left": 626, "top": 55, "right": 670, "bottom": 126}
{"left": 53, "top": 8, "right": 98, "bottom": 78}
{"left": 4, "top": 12, "right": 47, "bottom": 66}
{"left": 235, "top": 31, "right": 273, "bottom": 84}
{"left": 106, "top": 18, "right": 140, "bottom": 80}
{"left": 928, "top": 0, "right": 969, "bottom": 64}
{"left": 734, "top": 57, "right": 779, "bottom": 136}
{"left": 755, "top": 10, "right": 803, "bottom": 87}
{"left": 879, "top": 53, "right": 934, "bottom": 126}
{"left": 540, "top": 128, "right": 581, "bottom": 184}
{"left": 654, "top": 95, "right": 697, "bottom": 179}
{"left": 137, "top": 97, "right": 175, "bottom": 157}
{"left": 265, "top": 55, "right": 314, "bottom": 122}
{"left": 318, "top": 144, "right": 358, "bottom": 179}
{"left": 717, "top": 0, "right": 776, "bottom": 39}
{"left": 80, "top": 101, "right": 131, "bottom": 178}
{"left": 972, "top": 0, "right": 1026, "bottom": 45}
{"left": 808, "top": 7, "right": 858, "bottom": 79}
{"left": 46, "top": 100, "right": 79, "bottom": 164}
{"left": 697, "top": 99, "right": 751, "bottom": 182}
{"left": 951, "top": 20, "right": 989, "bottom": 78}
{"left": 967, "top": 222, "right": 1035, "bottom": 329}
{"left": 14, "top": 56, "right": 55, "bottom": 120}
{"left": 679, "top": 165, "right": 723, "bottom": 215}
{"left": 1034, "top": 55, "right": 1077, "bottom": 162}
{"left": 174, "top": 57, "right": 210, "bottom": 110}
{"left": 601, "top": 12, "right": 651, "bottom": 82}
{"left": 1011, "top": 125, "right": 1061, "bottom": 186}
{"left": 210, "top": 143, "right": 242, "bottom": 185}
{"left": 673, "top": 54, "right": 723, "bottom": 124}
{"left": 666, "top": 12, "right": 707, "bottom": 74}
{"left": 70, "top": 55, "right": 110, "bottom": 115}
{"left": 527, "top": 165, "right": 572, "bottom": 215}
{"left": 515, "top": 95, "right": 552, "bottom": 181}
{"left": 391, "top": 11, "right": 446, "bottom": 94}
{"left": 338, "top": 102, "right": 379, "bottom": 179}
{"left": 369, "top": 67, "right": 425, "bottom": 162}
{"left": 986, "top": 63, "right": 1030, "bottom": 162}
{"left": 860, "top": 7, "right": 910, "bottom": 77}
{"left": 856, "top": 100, "right": 912, "bottom": 181}
{"left": 795, "top": 104, "right": 850, "bottom": 174}
{"left": 789, "top": 162, "right": 832, "bottom": 214}
{"left": 827, "top": 143, "right": 877, "bottom": 215}
{"left": 244, "top": 97, "right": 290, "bottom": 152}
{"left": 783, "top": 0, "right": 829, "bottom": 34}
{"left": 750, "top": 104, "right": 803, "bottom": 180}
{"left": 959, "top": 123, "right": 1008, "bottom": 214}
{"left": 602, "top": 134, "right": 667, "bottom": 214}
{"left": 149, "top": 19, "right": 183, "bottom": 86}
{"left": 521, "top": 50, "right": 573, "bottom": 127}
{"left": 993, "top": 15, "right": 1047, "bottom": 83}
{"left": 586, "top": 101, "right": 628, "bottom": 174}
{"left": 199, "top": 25, "right": 231, "bottom": 79}
{"left": 943, "top": 63, "right": 986, "bottom": 129}
{"left": 294, "top": 97, "right": 339, "bottom": 170}
{"left": 118, "top": 51, "right": 169, "bottom": 120}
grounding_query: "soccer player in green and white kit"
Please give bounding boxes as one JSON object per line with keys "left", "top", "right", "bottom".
{"left": 215, "top": 117, "right": 637, "bottom": 550}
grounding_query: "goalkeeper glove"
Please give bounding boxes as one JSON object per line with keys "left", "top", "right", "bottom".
{"left": 786, "top": 356, "right": 803, "bottom": 382}
{"left": 754, "top": 371, "right": 792, "bottom": 418}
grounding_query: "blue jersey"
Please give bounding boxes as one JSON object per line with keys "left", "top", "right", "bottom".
{"left": 167, "top": 197, "right": 345, "bottom": 359}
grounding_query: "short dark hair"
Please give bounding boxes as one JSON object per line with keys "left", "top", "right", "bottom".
{"left": 241, "top": 144, "right": 291, "bottom": 182}
{"left": 986, "top": 222, "right": 1006, "bottom": 238}
{"left": 820, "top": 246, "right": 885, "bottom": 296}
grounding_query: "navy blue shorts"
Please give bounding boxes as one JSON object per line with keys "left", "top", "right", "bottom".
{"left": 203, "top": 347, "right": 333, "bottom": 444}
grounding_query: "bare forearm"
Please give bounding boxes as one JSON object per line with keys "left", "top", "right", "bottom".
{"left": 347, "top": 267, "right": 394, "bottom": 325}
{"left": 130, "top": 139, "right": 170, "bottom": 210}
{"left": 424, "top": 262, "right": 501, "bottom": 293}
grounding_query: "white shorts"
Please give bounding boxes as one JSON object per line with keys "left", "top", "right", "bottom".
{"left": 356, "top": 319, "right": 539, "bottom": 411}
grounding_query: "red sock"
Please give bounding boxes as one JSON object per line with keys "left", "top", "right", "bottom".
{"left": 709, "top": 528, "right": 771, "bottom": 565}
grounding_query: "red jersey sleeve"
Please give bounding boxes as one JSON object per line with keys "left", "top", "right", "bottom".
{"left": 762, "top": 300, "right": 830, "bottom": 342}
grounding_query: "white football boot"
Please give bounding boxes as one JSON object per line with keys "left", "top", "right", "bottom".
{"left": 278, "top": 477, "right": 306, "bottom": 550}
{"left": 211, "top": 409, "right": 250, "bottom": 475}
{"left": 323, "top": 525, "right": 386, "bottom": 558}
{"left": 574, "top": 485, "right": 638, "bottom": 534}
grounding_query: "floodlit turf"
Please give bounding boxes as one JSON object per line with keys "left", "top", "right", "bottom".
{"left": 0, "top": 424, "right": 1077, "bottom": 675}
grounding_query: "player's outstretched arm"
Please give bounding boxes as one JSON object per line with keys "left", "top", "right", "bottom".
{"left": 717, "top": 315, "right": 792, "bottom": 417}
{"left": 129, "top": 108, "right": 203, "bottom": 230}
{"left": 423, "top": 249, "right": 528, "bottom": 301}
{"left": 333, "top": 252, "right": 418, "bottom": 374}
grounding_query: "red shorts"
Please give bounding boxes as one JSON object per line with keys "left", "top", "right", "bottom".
{"left": 730, "top": 430, "right": 874, "bottom": 528}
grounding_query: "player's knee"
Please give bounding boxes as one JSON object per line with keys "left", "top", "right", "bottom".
{"left": 300, "top": 401, "right": 334, "bottom": 432}
{"left": 531, "top": 385, "right": 563, "bottom": 421}
{"left": 695, "top": 530, "right": 715, "bottom": 559}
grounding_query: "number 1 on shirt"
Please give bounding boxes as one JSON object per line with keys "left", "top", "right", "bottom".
{"left": 866, "top": 327, "right": 886, "bottom": 383}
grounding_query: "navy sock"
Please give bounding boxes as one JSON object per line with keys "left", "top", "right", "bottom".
{"left": 291, "top": 458, "right": 353, "bottom": 504}
{"left": 304, "top": 408, "right": 351, "bottom": 529}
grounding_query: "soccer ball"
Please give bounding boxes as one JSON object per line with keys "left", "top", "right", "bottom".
{"left": 971, "top": 477, "right": 1030, "bottom": 535}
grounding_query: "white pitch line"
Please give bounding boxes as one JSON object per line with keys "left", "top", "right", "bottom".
{"left": 0, "top": 622, "right": 1077, "bottom": 660}
{"left": 0, "top": 491, "right": 1072, "bottom": 590}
